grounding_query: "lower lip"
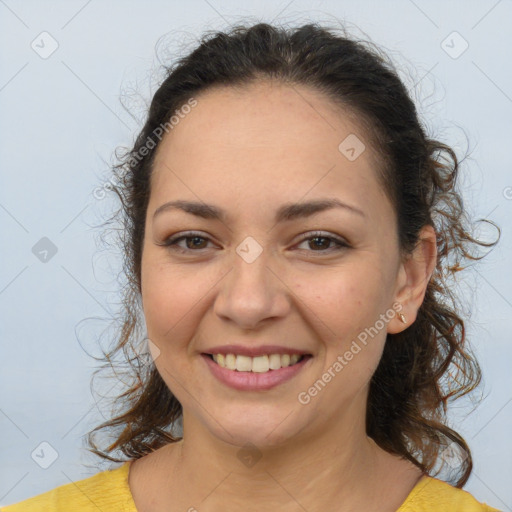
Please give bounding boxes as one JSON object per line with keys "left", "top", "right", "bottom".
{"left": 202, "top": 354, "right": 312, "bottom": 391}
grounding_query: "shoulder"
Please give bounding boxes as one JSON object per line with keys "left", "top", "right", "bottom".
{"left": 398, "top": 475, "right": 502, "bottom": 512}
{"left": 1, "top": 462, "right": 137, "bottom": 512}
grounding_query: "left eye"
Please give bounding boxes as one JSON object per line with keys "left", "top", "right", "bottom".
{"left": 295, "top": 232, "right": 349, "bottom": 252}
{"left": 161, "top": 231, "right": 349, "bottom": 253}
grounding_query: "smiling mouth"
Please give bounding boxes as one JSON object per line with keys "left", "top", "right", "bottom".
{"left": 203, "top": 353, "right": 311, "bottom": 373}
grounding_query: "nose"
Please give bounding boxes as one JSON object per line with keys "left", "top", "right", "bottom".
{"left": 213, "top": 247, "right": 291, "bottom": 330}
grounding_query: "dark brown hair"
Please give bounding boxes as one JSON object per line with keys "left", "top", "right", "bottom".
{"left": 86, "top": 22, "right": 498, "bottom": 487}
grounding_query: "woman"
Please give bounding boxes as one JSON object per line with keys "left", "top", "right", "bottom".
{"left": 2, "top": 22, "right": 501, "bottom": 511}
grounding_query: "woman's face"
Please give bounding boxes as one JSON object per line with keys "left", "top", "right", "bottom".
{"left": 141, "top": 81, "right": 406, "bottom": 448}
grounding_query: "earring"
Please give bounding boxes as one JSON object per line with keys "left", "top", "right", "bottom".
{"left": 398, "top": 312, "right": 407, "bottom": 324}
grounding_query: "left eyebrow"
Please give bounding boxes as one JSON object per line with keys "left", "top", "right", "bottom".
{"left": 152, "top": 198, "right": 366, "bottom": 223}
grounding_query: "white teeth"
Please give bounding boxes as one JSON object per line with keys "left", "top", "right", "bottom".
{"left": 211, "top": 353, "right": 305, "bottom": 372}
{"left": 225, "top": 353, "right": 236, "bottom": 370}
{"left": 252, "top": 355, "right": 269, "bottom": 373}
{"left": 269, "top": 354, "right": 281, "bottom": 370}
{"left": 290, "top": 354, "right": 300, "bottom": 365}
{"left": 235, "top": 355, "right": 252, "bottom": 372}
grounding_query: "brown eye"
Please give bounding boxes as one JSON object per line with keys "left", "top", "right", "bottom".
{"left": 183, "top": 236, "right": 208, "bottom": 250}
{"left": 307, "top": 236, "right": 333, "bottom": 250}
{"left": 162, "top": 232, "right": 214, "bottom": 253}
{"left": 296, "top": 232, "right": 349, "bottom": 253}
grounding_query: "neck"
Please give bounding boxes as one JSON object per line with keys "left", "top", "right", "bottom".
{"left": 164, "top": 412, "right": 387, "bottom": 511}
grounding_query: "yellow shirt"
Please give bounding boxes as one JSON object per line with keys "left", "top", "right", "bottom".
{"left": 1, "top": 460, "right": 502, "bottom": 511}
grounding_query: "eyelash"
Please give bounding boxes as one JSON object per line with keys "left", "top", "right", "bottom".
{"left": 161, "top": 230, "right": 350, "bottom": 255}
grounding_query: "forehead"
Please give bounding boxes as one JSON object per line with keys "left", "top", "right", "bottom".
{"left": 156, "top": 81, "right": 373, "bottom": 161}
{"left": 150, "top": 81, "right": 390, "bottom": 223}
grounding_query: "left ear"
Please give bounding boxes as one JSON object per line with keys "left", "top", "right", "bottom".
{"left": 388, "top": 224, "right": 437, "bottom": 334}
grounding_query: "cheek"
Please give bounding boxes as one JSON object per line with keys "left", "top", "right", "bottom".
{"left": 141, "top": 257, "right": 200, "bottom": 346}
{"left": 298, "top": 265, "right": 390, "bottom": 335}
{"left": 141, "top": 261, "right": 209, "bottom": 398}
{"left": 297, "top": 263, "right": 392, "bottom": 387}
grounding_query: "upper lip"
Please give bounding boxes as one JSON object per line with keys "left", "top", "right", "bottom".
{"left": 203, "top": 345, "right": 311, "bottom": 357}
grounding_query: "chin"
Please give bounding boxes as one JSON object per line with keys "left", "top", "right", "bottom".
{"left": 199, "top": 403, "right": 307, "bottom": 450}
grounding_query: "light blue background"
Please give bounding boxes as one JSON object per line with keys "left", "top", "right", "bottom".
{"left": 1, "top": 0, "right": 511, "bottom": 509}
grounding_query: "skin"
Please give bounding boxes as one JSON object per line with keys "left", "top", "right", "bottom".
{"left": 129, "top": 80, "right": 437, "bottom": 511}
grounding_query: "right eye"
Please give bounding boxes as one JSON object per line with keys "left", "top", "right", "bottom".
{"left": 161, "top": 231, "right": 215, "bottom": 253}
